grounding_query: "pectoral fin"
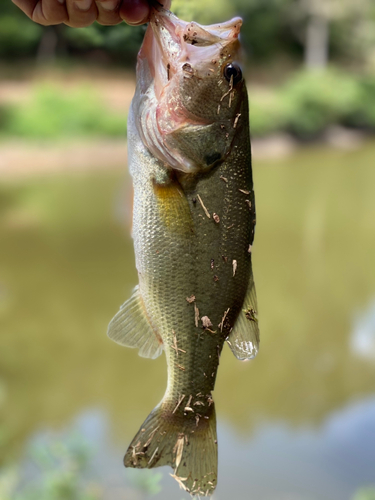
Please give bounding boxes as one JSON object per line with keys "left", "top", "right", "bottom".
{"left": 227, "top": 270, "right": 260, "bottom": 360}
{"left": 153, "top": 178, "right": 194, "bottom": 235}
{"left": 107, "top": 285, "right": 163, "bottom": 359}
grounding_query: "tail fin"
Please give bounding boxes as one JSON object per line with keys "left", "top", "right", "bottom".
{"left": 124, "top": 401, "right": 218, "bottom": 497}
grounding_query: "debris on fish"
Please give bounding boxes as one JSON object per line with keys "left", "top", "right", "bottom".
{"left": 107, "top": 2, "right": 259, "bottom": 496}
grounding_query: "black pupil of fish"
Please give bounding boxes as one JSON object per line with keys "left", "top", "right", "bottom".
{"left": 224, "top": 63, "right": 242, "bottom": 85}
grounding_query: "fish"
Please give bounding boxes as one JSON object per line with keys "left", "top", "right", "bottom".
{"left": 107, "top": 3, "right": 259, "bottom": 497}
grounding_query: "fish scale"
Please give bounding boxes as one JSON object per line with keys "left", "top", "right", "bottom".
{"left": 132, "top": 120, "right": 253, "bottom": 403}
{"left": 107, "top": 4, "right": 259, "bottom": 496}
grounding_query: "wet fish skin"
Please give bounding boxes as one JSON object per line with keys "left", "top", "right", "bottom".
{"left": 108, "top": 5, "right": 259, "bottom": 497}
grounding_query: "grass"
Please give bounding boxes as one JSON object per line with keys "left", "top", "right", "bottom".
{"left": 0, "top": 85, "right": 127, "bottom": 140}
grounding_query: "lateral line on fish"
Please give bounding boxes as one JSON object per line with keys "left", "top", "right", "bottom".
{"left": 197, "top": 194, "right": 211, "bottom": 219}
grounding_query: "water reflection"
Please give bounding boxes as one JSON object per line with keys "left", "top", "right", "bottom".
{"left": 7, "top": 397, "right": 375, "bottom": 500}
{"left": 1, "top": 142, "right": 375, "bottom": 495}
{"left": 212, "top": 397, "right": 375, "bottom": 500}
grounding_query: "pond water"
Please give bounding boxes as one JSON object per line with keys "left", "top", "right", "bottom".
{"left": 1, "top": 141, "right": 375, "bottom": 499}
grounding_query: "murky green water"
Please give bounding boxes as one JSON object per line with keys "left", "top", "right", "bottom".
{"left": 1, "top": 142, "right": 375, "bottom": 499}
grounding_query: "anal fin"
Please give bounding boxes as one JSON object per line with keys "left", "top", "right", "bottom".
{"left": 108, "top": 285, "right": 163, "bottom": 359}
{"left": 227, "top": 269, "right": 260, "bottom": 360}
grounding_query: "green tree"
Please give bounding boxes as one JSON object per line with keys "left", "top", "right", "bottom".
{"left": 0, "top": 3, "right": 43, "bottom": 59}
{"left": 289, "top": 0, "right": 375, "bottom": 68}
{"left": 172, "top": 0, "right": 235, "bottom": 24}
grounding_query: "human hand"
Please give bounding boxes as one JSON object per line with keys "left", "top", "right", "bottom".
{"left": 12, "top": 0, "right": 171, "bottom": 28}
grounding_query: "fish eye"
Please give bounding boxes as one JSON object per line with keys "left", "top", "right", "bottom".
{"left": 223, "top": 63, "right": 242, "bottom": 85}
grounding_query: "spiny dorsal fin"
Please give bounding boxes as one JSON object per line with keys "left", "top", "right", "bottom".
{"left": 107, "top": 285, "right": 163, "bottom": 359}
{"left": 226, "top": 269, "right": 260, "bottom": 360}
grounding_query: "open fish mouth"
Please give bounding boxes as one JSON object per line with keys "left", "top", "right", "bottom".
{"left": 142, "top": 2, "right": 243, "bottom": 97}
{"left": 134, "top": 3, "right": 246, "bottom": 173}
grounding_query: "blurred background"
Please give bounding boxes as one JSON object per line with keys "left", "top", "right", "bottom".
{"left": 1, "top": 0, "right": 375, "bottom": 499}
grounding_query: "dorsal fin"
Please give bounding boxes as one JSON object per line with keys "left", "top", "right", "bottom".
{"left": 226, "top": 269, "right": 260, "bottom": 360}
{"left": 108, "top": 286, "right": 163, "bottom": 359}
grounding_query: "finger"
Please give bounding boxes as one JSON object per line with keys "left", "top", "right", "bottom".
{"left": 12, "top": 0, "right": 39, "bottom": 18}
{"left": 65, "top": 0, "right": 98, "bottom": 27}
{"left": 12, "top": 0, "right": 69, "bottom": 25}
{"left": 119, "top": 0, "right": 150, "bottom": 25}
{"left": 95, "top": 0, "right": 122, "bottom": 25}
{"left": 161, "top": 0, "right": 171, "bottom": 10}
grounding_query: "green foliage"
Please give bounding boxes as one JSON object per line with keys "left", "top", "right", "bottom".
{"left": 249, "top": 68, "right": 375, "bottom": 138}
{"left": 0, "top": 1, "right": 143, "bottom": 64}
{"left": 0, "top": 85, "right": 126, "bottom": 140}
{"left": 127, "top": 469, "right": 163, "bottom": 495}
{"left": 172, "top": 0, "right": 235, "bottom": 24}
{"left": 1, "top": 0, "right": 375, "bottom": 68}
{"left": 64, "top": 26, "right": 105, "bottom": 50}
{"left": 345, "top": 75, "right": 375, "bottom": 129}
{"left": 0, "top": 435, "right": 100, "bottom": 500}
{"left": 249, "top": 89, "right": 287, "bottom": 136}
{"left": 63, "top": 23, "right": 145, "bottom": 62}
{"left": 0, "top": 15, "right": 43, "bottom": 58}
{"left": 280, "top": 68, "right": 361, "bottom": 137}
{"left": 236, "top": 0, "right": 296, "bottom": 60}
{"left": 97, "top": 23, "right": 145, "bottom": 61}
{"left": 0, "top": 430, "right": 163, "bottom": 500}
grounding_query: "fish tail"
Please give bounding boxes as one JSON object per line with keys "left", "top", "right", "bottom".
{"left": 124, "top": 401, "right": 218, "bottom": 496}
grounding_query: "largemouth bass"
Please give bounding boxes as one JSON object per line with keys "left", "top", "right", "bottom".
{"left": 108, "top": 3, "right": 259, "bottom": 496}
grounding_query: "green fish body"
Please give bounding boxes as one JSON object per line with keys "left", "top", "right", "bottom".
{"left": 108, "top": 5, "right": 259, "bottom": 496}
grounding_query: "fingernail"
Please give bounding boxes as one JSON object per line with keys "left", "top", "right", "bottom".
{"left": 97, "top": 0, "right": 118, "bottom": 10}
{"left": 126, "top": 19, "right": 147, "bottom": 26}
{"left": 74, "top": 0, "right": 92, "bottom": 11}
